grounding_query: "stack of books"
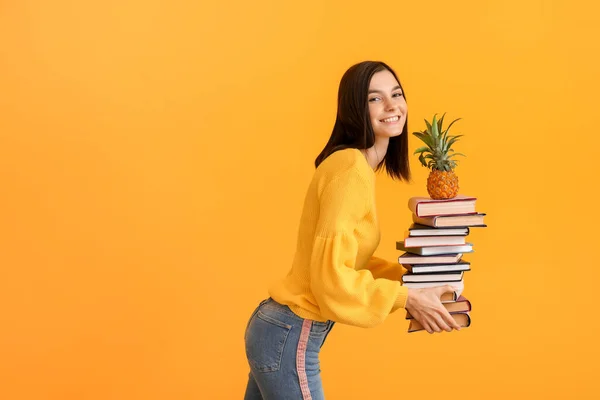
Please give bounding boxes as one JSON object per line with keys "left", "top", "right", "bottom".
{"left": 396, "top": 195, "right": 487, "bottom": 333}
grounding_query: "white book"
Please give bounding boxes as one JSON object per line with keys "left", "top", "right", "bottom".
{"left": 403, "top": 235, "right": 466, "bottom": 248}
{"left": 402, "top": 271, "right": 464, "bottom": 283}
{"left": 403, "top": 261, "right": 471, "bottom": 274}
{"left": 398, "top": 252, "right": 463, "bottom": 264}
{"left": 402, "top": 280, "right": 464, "bottom": 298}
{"left": 408, "top": 223, "right": 470, "bottom": 237}
{"left": 397, "top": 242, "right": 474, "bottom": 256}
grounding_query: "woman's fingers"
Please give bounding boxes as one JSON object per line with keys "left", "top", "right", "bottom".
{"left": 423, "top": 313, "right": 443, "bottom": 333}
{"left": 437, "top": 285, "right": 456, "bottom": 298}
{"left": 422, "top": 320, "right": 433, "bottom": 334}
{"left": 426, "top": 307, "right": 457, "bottom": 333}
{"left": 407, "top": 287, "right": 463, "bottom": 333}
{"left": 440, "top": 308, "right": 462, "bottom": 331}
{"left": 433, "top": 314, "right": 452, "bottom": 332}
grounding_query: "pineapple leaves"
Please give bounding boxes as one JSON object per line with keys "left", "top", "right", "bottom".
{"left": 413, "top": 146, "right": 431, "bottom": 155}
{"left": 441, "top": 117, "right": 461, "bottom": 148}
{"left": 415, "top": 113, "right": 466, "bottom": 170}
{"left": 437, "top": 113, "right": 446, "bottom": 137}
{"left": 431, "top": 114, "right": 440, "bottom": 142}
{"left": 424, "top": 119, "right": 433, "bottom": 134}
{"left": 443, "top": 118, "right": 462, "bottom": 136}
{"left": 412, "top": 131, "right": 435, "bottom": 149}
{"left": 444, "top": 135, "right": 464, "bottom": 151}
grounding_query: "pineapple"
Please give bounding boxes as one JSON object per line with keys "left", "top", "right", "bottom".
{"left": 412, "top": 113, "right": 466, "bottom": 200}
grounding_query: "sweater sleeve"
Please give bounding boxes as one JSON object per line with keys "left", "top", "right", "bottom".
{"left": 365, "top": 256, "right": 407, "bottom": 283}
{"left": 309, "top": 168, "right": 408, "bottom": 328}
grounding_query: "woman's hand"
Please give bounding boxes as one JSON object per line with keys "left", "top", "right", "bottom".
{"left": 405, "top": 286, "right": 462, "bottom": 334}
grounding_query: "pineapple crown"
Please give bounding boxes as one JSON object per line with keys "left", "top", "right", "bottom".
{"left": 412, "top": 113, "right": 466, "bottom": 172}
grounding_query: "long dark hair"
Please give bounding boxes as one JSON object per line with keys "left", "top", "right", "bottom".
{"left": 314, "top": 61, "right": 411, "bottom": 182}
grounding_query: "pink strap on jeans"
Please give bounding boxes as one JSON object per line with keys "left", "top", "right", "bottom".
{"left": 296, "top": 319, "right": 313, "bottom": 399}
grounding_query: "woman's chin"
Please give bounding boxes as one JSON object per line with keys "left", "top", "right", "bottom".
{"left": 376, "top": 130, "right": 403, "bottom": 138}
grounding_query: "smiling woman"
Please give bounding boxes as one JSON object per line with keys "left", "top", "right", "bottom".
{"left": 367, "top": 70, "right": 409, "bottom": 152}
{"left": 243, "top": 61, "right": 461, "bottom": 400}
{"left": 314, "top": 61, "right": 411, "bottom": 180}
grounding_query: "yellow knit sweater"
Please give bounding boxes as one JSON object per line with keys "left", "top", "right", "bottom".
{"left": 269, "top": 148, "right": 409, "bottom": 328}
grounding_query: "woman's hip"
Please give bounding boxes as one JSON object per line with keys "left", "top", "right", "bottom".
{"left": 244, "top": 298, "right": 335, "bottom": 399}
{"left": 244, "top": 298, "right": 335, "bottom": 359}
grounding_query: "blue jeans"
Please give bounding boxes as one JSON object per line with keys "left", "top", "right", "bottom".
{"left": 244, "top": 298, "right": 335, "bottom": 400}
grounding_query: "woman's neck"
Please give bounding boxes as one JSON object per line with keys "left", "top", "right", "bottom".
{"left": 360, "top": 138, "right": 389, "bottom": 170}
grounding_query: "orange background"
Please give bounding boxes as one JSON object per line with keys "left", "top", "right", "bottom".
{"left": 1, "top": 1, "right": 599, "bottom": 399}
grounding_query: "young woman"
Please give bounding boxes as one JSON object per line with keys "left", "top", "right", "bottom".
{"left": 243, "top": 61, "right": 461, "bottom": 400}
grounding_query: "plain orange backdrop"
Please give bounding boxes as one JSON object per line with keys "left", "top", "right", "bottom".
{"left": 1, "top": 1, "right": 599, "bottom": 399}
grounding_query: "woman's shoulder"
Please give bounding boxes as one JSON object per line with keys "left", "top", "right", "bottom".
{"left": 320, "top": 147, "right": 360, "bottom": 168}
{"left": 315, "top": 147, "right": 373, "bottom": 183}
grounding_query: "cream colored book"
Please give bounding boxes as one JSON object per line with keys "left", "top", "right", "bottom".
{"left": 408, "top": 195, "right": 477, "bottom": 217}
{"left": 412, "top": 213, "right": 487, "bottom": 228}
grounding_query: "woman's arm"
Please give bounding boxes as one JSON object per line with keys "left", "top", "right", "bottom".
{"left": 363, "top": 256, "right": 406, "bottom": 281}
{"left": 309, "top": 168, "right": 408, "bottom": 328}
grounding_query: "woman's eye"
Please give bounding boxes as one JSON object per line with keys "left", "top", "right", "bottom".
{"left": 393, "top": 92, "right": 404, "bottom": 97}
{"left": 369, "top": 97, "right": 380, "bottom": 102}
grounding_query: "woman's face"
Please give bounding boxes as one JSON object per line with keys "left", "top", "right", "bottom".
{"left": 367, "top": 70, "right": 408, "bottom": 139}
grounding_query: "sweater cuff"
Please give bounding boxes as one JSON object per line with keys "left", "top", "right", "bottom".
{"left": 392, "top": 285, "right": 409, "bottom": 312}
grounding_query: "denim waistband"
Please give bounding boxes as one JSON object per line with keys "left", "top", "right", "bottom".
{"left": 260, "top": 298, "right": 300, "bottom": 319}
{"left": 259, "top": 298, "right": 334, "bottom": 328}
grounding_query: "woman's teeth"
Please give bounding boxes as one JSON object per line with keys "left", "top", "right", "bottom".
{"left": 381, "top": 116, "right": 400, "bottom": 123}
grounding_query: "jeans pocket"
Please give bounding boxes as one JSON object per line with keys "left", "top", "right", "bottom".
{"left": 244, "top": 299, "right": 270, "bottom": 341}
{"left": 309, "top": 321, "right": 334, "bottom": 349}
{"left": 310, "top": 321, "right": 329, "bottom": 335}
{"left": 245, "top": 310, "right": 292, "bottom": 373}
